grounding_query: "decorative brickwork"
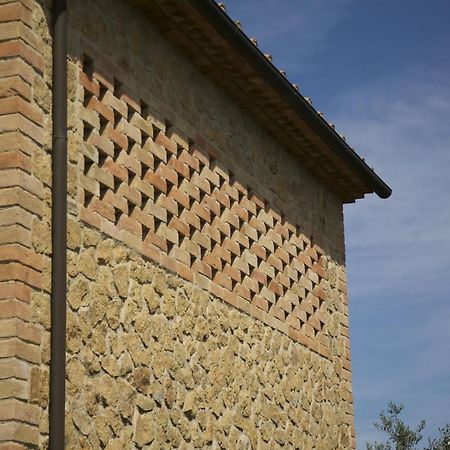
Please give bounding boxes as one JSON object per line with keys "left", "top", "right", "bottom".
{"left": 78, "top": 57, "right": 349, "bottom": 360}
{"left": 0, "top": 0, "right": 356, "bottom": 447}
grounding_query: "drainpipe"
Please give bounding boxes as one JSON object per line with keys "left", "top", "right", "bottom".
{"left": 50, "top": 0, "right": 67, "bottom": 448}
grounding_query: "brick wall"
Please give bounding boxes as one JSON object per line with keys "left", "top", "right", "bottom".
{"left": 66, "top": 0, "right": 354, "bottom": 445}
{"left": 78, "top": 55, "right": 347, "bottom": 359}
{"left": 0, "top": 0, "right": 50, "bottom": 448}
{"left": 0, "top": 0, "right": 355, "bottom": 448}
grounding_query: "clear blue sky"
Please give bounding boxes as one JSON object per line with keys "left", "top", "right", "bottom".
{"left": 223, "top": 0, "right": 450, "bottom": 447}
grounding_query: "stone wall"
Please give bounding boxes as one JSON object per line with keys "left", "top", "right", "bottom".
{"left": 0, "top": 0, "right": 355, "bottom": 448}
{"left": 69, "top": 0, "right": 350, "bottom": 360}
{"left": 61, "top": 233, "right": 353, "bottom": 449}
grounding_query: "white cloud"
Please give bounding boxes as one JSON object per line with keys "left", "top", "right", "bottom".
{"left": 331, "top": 69, "right": 450, "bottom": 448}
{"left": 219, "top": 3, "right": 450, "bottom": 447}
{"left": 333, "top": 69, "right": 450, "bottom": 302}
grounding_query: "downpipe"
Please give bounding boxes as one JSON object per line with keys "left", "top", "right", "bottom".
{"left": 49, "top": 0, "right": 67, "bottom": 448}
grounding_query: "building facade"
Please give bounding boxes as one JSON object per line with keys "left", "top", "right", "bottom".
{"left": 0, "top": 0, "right": 390, "bottom": 448}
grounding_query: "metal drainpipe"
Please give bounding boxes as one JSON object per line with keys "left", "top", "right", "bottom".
{"left": 50, "top": 0, "right": 67, "bottom": 448}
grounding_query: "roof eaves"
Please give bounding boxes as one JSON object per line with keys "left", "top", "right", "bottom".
{"left": 189, "top": 0, "right": 392, "bottom": 199}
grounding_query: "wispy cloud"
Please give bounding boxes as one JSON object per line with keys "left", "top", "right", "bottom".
{"left": 221, "top": 2, "right": 450, "bottom": 448}
{"left": 224, "top": 0, "right": 355, "bottom": 72}
{"left": 331, "top": 69, "right": 450, "bottom": 448}
{"left": 334, "top": 69, "right": 450, "bottom": 302}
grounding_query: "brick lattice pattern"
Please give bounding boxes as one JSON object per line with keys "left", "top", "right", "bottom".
{"left": 79, "top": 57, "right": 348, "bottom": 359}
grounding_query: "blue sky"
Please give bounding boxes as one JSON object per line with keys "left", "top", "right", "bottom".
{"left": 223, "top": 0, "right": 450, "bottom": 447}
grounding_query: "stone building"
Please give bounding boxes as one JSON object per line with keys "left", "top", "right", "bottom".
{"left": 0, "top": 0, "right": 391, "bottom": 449}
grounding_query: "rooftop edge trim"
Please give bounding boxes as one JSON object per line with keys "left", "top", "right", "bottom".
{"left": 189, "top": 0, "right": 391, "bottom": 200}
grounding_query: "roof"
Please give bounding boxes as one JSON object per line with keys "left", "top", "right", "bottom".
{"left": 129, "top": 0, "right": 392, "bottom": 203}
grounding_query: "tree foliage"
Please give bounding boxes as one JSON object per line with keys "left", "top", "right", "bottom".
{"left": 425, "top": 425, "right": 450, "bottom": 450}
{"left": 366, "top": 402, "right": 449, "bottom": 450}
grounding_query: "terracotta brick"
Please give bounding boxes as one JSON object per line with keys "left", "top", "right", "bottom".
{"left": 234, "top": 284, "right": 251, "bottom": 302}
{"left": 0, "top": 399, "right": 40, "bottom": 424}
{"left": 89, "top": 197, "right": 115, "bottom": 222}
{"left": 191, "top": 259, "right": 212, "bottom": 279}
{"left": 222, "top": 288, "right": 239, "bottom": 309}
{"left": 147, "top": 231, "right": 168, "bottom": 252}
{"left": 194, "top": 272, "right": 210, "bottom": 291}
{"left": 168, "top": 187, "right": 189, "bottom": 209}
{"left": 0, "top": 2, "right": 32, "bottom": 27}
{"left": 268, "top": 304, "right": 285, "bottom": 322}
{"left": 192, "top": 203, "right": 211, "bottom": 224}
{"left": 155, "top": 131, "right": 177, "bottom": 154}
{"left": 0, "top": 171, "right": 42, "bottom": 200}
{"left": 202, "top": 195, "right": 220, "bottom": 217}
{"left": 92, "top": 97, "right": 114, "bottom": 125}
{"left": 306, "top": 246, "right": 319, "bottom": 262}
{"left": 157, "top": 195, "right": 178, "bottom": 217}
{"left": 251, "top": 295, "right": 268, "bottom": 312}
{"left": 168, "top": 157, "right": 190, "bottom": 179}
{"left": 242, "top": 275, "right": 258, "bottom": 294}
{"left": 191, "top": 231, "right": 210, "bottom": 252}
{"left": 223, "top": 238, "right": 239, "bottom": 257}
{"left": 79, "top": 206, "right": 102, "bottom": 229}
{"left": 0, "top": 262, "right": 42, "bottom": 288}
{"left": 233, "top": 258, "right": 250, "bottom": 276}
{"left": 0, "top": 422, "right": 39, "bottom": 445}
{"left": 104, "top": 125, "right": 127, "bottom": 149}
{"left": 0, "top": 318, "right": 40, "bottom": 344}
{"left": 0, "top": 244, "right": 42, "bottom": 270}
{"left": 0, "top": 334, "right": 39, "bottom": 362}
{"left": 0, "top": 224, "right": 31, "bottom": 247}
{"left": 223, "top": 264, "right": 240, "bottom": 283}
{"left": 142, "top": 241, "right": 161, "bottom": 264}
{"left": 132, "top": 114, "right": 154, "bottom": 139}
{"left": 209, "top": 278, "right": 226, "bottom": 301}
{"left": 145, "top": 171, "right": 167, "bottom": 194}
{"left": 0, "top": 76, "right": 31, "bottom": 100}
{"left": 211, "top": 245, "right": 231, "bottom": 265}
{"left": 0, "top": 281, "right": 29, "bottom": 303}
{"left": 0, "top": 378, "right": 28, "bottom": 401}
{"left": 213, "top": 271, "right": 233, "bottom": 290}
{"left": 118, "top": 120, "right": 141, "bottom": 146}
{"left": 176, "top": 262, "right": 194, "bottom": 283}
{"left": 80, "top": 70, "right": 99, "bottom": 96}
{"left": 277, "top": 272, "right": 291, "bottom": 289}
{"left": 0, "top": 115, "right": 43, "bottom": 145}
{"left": 0, "top": 357, "right": 29, "bottom": 381}
{"left": 0, "top": 96, "right": 42, "bottom": 125}
{"left": 0, "top": 40, "right": 43, "bottom": 73}
{"left": 118, "top": 213, "right": 141, "bottom": 236}
{"left": 160, "top": 252, "right": 177, "bottom": 274}
{"left": 250, "top": 269, "right": 267, "bottom": 287}
{"left": 288, "top": 308, "right": 304, "bottom": 326}
{"left": 0, "top": 148, "right": 31, "bottom": 171}
{"left": 211, "top": 187, "right": 230, "bottom": 209}
{"left": 0, "top": 59, "right": 33, "bottom": 86}
{"left": 178, "top": 149, "right": 199, "bottom": 172}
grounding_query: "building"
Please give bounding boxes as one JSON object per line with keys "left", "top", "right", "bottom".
{"left": 0, "top": 0, "right": 391, "bottom": 448}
